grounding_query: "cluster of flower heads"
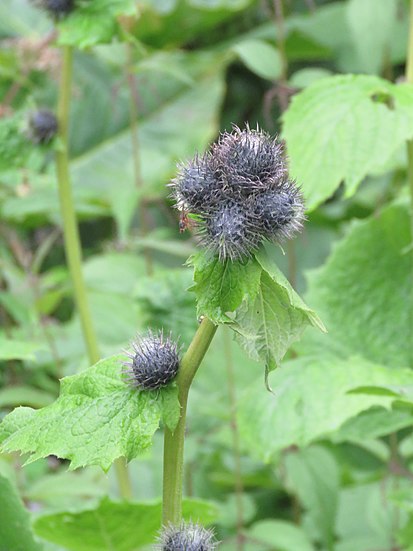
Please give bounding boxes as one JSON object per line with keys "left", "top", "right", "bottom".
{"left": 28, "top": 109, "right": 58, "bottom": 144}
{"left": 156, "top": 522, "right": 217, "bottom": 551}
{"left": 123, "top": 330, "right": 180, "bottom": 391}
{"left": 171, "top": 125, "right": 305, "bottom": 262}
{"left": 31, "top": 0, "right": 75, "bottom": 19}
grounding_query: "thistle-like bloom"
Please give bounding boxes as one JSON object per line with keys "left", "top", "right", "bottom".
{"left": 28, "top": 110, "right": 58, "bottom": 144}
{"left": 253, "top": 184, "right": 305, "bottom": 241}
{"left": 170, "top": 124, "right": 305, "bottom": 262}
{"left": 123, "top": 330, "right": 180, "bottom": 391}
{"left": 171, "top": 154, "right": 223, "bottom": 214}
{"left": 215, "top": 125, "right": 287, "bottom": 194}
{"left": 157, "top": 522, "right": 217, "bottom": 551}
{"left": 203, "top": 201, "right": 261, "bottom": 261}
{"left": 31, "top": 0, "right": 75, "bottom": 18}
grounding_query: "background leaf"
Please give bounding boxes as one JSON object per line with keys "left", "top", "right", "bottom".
{"left": 283, "top": 75, "right": 413, "bottom": 209}
{"left": 0, "top": 472, "right": 43, "bottom": 551}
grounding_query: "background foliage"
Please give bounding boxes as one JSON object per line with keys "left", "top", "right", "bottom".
{"left": 0, "top": 0, "right": 412, "bottom": 550}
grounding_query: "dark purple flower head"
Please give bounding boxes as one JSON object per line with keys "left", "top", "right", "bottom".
{"left": 122, "top": 330, "right": 180, "bottom": 391}
{"left": 202, "top": 201, "right": 261, "bottom": 262}
{"left": 29, "top": 110, "right": 58, "bottom": 144}
{"left": 158, "top": 522, "right": 217, "bottom": 551}
{"left": 170, "top": 124, "right": 305, "bottom": 262}
{"left": 253, "top": 183, "right": 305, "bottom": 241}
{"left": 214, "top": 125, "right": 287, "bottom": 194}
{"left": 31, "top": 0, "right": 75, "bottom": 18}
{"left": 170, "top": 153, "right": 223, "bottom": 214}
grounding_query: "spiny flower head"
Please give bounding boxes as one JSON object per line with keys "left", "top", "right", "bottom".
{"left": 28, "top": 109, "right": 58, "bottom": 144}
{"left": 157, "top": 522, "right": 217, "bottom": 551}
{"left": 123, "top": 330, "right": 180, "bottom": 391}
{"left": 171, "top": 153, "right": 223, "bottom": 214}
{"left": 253, "top": 183, "right": 305, "bottom": 241}
{"left": 215, "top": 124, "right": 287, "bottom": 194}
{"left": 203, "top": 201, "right": 261, "bottom": 261}
{"left": 170, "top": 124, "right": 305, "bottom": 262}
{"left": 31, "top": 0, "right": 75, "bottom": 18}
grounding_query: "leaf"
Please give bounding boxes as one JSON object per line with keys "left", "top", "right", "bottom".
{"left": 58, "top": 0, "right": 137, "bottom": 49}
{"left": 0, "top": 386, "right": 55, "bottom": 408}
{"left": 303, "top": 203, "right": 412, "bottom": 368}
{"left": 237, "top": 356, "right": 413, "bottom": 461}
{"left": 283, "top": 75, "right": 413, "bottom": 210}
{"left": 0, "top": 338, "right": 44, "bottom": 361}
{"left": 346, "top": 0, "right": 397, "bottom": 74}
{"left": 0, "top": 112, "right": 32, "bottom": 171}
{"left": 247, "top": 520, "right": 315, "bottom": 551}
{"left": 229, "top": 250, "right": 324, "bottom": 381}
{"left": 0, "top": 472, "right": 43, "bottom": 551}
{"left": 0, "top": 355, "right": 180, "bottom": 471}
{"left": 284, "top": 446, "right": 339, "bottom": 548}
{"left": 33, "top": 497, "right": 218, "bottom": 551}
{"left": 232, "top": 39, "right": 281, "bottom": 80}
{"left": 83, "top": 252, "right": 146, "bottom": 295}
{"left": 332, "top": 407, "right": 413, "bottom": 444}
{"left": 189, "top": 252, "right": 262, "bottom": 323}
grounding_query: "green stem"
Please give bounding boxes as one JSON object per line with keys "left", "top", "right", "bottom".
{"left": 162, "top": 317, "right": 218, "bottom": 525}
{"left": 56, "top": 46, "right": 132, "bottom": 499}
{"left": 56, "top": 46, "right": 99, "bottom": 364}
{"left": 406, "top": 0, "right": 413, "bottom": 242}
{"left": 406, "top": 0, "right": 413, "bottom": 241}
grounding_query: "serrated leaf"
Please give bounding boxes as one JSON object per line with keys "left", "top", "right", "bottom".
{"left": 189, "top": 252, "right": 262, "bottom": 323}
{"left": 33, "top": 497, "right": 218, "bottom": 551}
{"left": 237, "top": 356, "right": 413, "bottom": 461}
{"left": 229, "top": 250, "right": 324, "bottom": 380}
{"left": 233, "top": 39, "right": 281, "bottom": 80}
{"left": 0, "top": 355, "right": 180, "bottom": 471}
{"left": 58, "top": 0, "right": 137, "bottom": 49}
{"left": 303, "top": 203, "right": 412, "bottom": 368}
{"left": 0, "top": 473, "right": 43, "bottom": 551}
{"left": 283, "top": 75, "right": 413, "bottom": 210}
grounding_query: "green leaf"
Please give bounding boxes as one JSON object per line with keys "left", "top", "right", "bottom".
{"left": 0, "top": 112, "right": 32, "bottom": 171}
{"left": 232, "top": 39, "right": 281, "bottom": 80}
{"left": 229, "top": 250, "right": 324, "bottom": 381}
{"left": 58, "top": 0, "right": 137, "bottom": 49}
{"left": 189, "top": 252, "right": 262, "bottom": 323}
{"left": 0, "top": 386, "right": 55, "bottom": 408}
{"left": 346, "top": 0, "right": 397, "bottom": 74}
{"left": 33, "top": 497, "right": 218, "bottom": 551}
{"left": 0, "top": 472, "right": 43, "bottom": 551}
{"left": 0, "top": 355, "right": 180, "bottom": 471}
{"left": 283, "top": 75, "right": 413, "bottom": 210}
{"left": 247, "top": 520, "right": 315, "bottom": 551}
{"left": 237, "top": 356, "right": 413, "bottom": 461}
{"left": 284, "top": 446, "right": 338, "bottom": 547}
{"left": 0, "top": 338, "right": 44, "bottom": 361}
{"left": 303, "top": 203, "right": 412, "bottom": 368}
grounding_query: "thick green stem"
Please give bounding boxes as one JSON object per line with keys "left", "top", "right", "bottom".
{"left": 406, "top": 0, "right": 413, "bottom": 241}
{"left": 56, "top": 46, "right": 132, "bottom": 499}
{"left": 162, "top": 317, "right": 218, "bottom": 525}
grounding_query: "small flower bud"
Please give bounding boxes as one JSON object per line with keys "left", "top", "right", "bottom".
{"left": 170, "top": 154, "right": 222, "bottom": 214}
{"left": 123, "top": 330, "right": 180, "bottom": 391}
{"left": 29, "top": 110, "right": 58, "bottom": 144}
{"left": 214, "top": 125, "right": 287, "bottom": 194}
{"left": 157, "top": 522, "right": 217, "bottom": 551}
{"left": 202, "top": 201, "right": 261, "bottom": 261}
{"left": 31, "top": 0, "right": 75, "bottom": 18}
{"left": 253, "top": 184, "right": 305, "bottom": 241}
